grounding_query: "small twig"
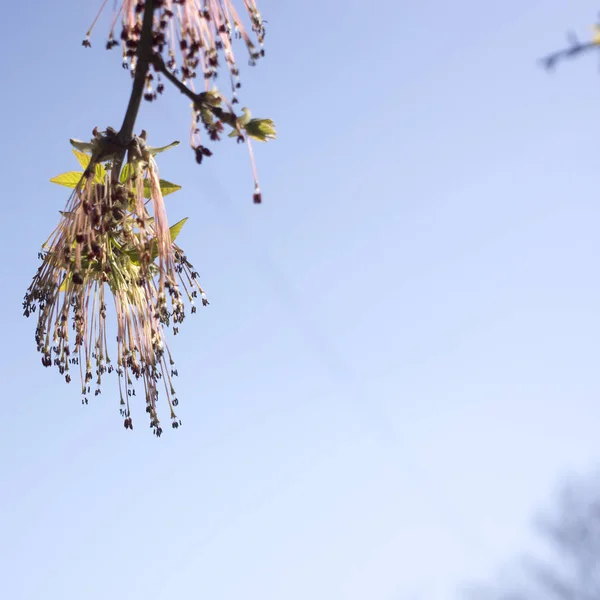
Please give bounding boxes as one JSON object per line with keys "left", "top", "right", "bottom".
{"left": 150, "top": 53, "right": 198, "bottom": 103}
{"left": 540, "top": 40, "right": 599, "bottom": 70}
{"left": 150, "top": 53, "right": 238, "bottom": 127}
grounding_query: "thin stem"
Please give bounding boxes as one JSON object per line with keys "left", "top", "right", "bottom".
{"left": 151, "top": 53, "right": 238, "bottom": 125}
{"left": 118, "top": 0, "right": 156, "bottom": 144}
{"left": 151, "top": 53, "right": 199, "bottom": 104}
{"left": 112, "top": 0, "right": 156, "bottom": 179}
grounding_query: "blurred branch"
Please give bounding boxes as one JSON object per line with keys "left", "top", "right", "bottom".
{"left": 469, "top": 472, "right": 600, "bottom": 600}
{"left": 540, "top": 32, "right": 599, "bottom": 70}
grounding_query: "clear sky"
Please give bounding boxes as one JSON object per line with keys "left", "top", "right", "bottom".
{"left": 1, "top": 1, "right": 600, "bottom": 598}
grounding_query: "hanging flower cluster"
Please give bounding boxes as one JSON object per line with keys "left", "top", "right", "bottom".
{"left": 23, "top": 129, "right": 206, "bottom": 435}
{"left": 84, "top": 0, "right": 276, "bottom": 202}
{"left": 24, "top": 2, "right": 275, "bottom": 435}
{"left": 113, "top": 0, "right": 265, "bottom": 93}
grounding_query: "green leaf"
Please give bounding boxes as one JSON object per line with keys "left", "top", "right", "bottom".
{"left": 244, "top": 118, "right": 276, "bottom": 142}
{"left": 150, "top": 217, "right": 188, "bottom": 261}
{"left": 120, "top": 163, "right": 134, "bottom": 183}
{"left": 72, "top": 149, "right": 91, "bottom": 170}
{"left": 198, "top": 89, "right": 223, "bottom": 107}
{"left": 123, "top": 248, "right": 142, "bottom": 266}
{"left": 159, "top": 179, "right": 182, "bottom": 197}
{"left": 120, "top": 217, "right": 188, "bottom": 266}
{"left": 94, "top": 163, "right": 106, "bottom": 183}
{"left": 238, "top": 107, "right": 252, "bottom": 126}
{"left": 169, "top": 217, "right": 188, "bottom": 243}
{"left": 50, "top": 171, "right": 85, "bottom": 188}
{"left": 71, "top": 149, "right": 105, "bottom": 182}
{"left": 142, "top": 179, "right": 182, "bottom": 199}
{"left": 147, "top": 140, "right": 180, "bottom": 156}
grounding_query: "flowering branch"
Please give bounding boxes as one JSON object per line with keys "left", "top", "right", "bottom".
{"left": 83, "top": 0, "right": 159, "bottom": 183}
{"left": 151, "top": 52, "right": 213, "bottom": 109}
{"left": 24, "top": 0, "right": 275, "bottom": 435}
{"left": 151, "top": 53, "right": 275, "bottom": 139}
{"left": 118, "top": 0, "right": 155, "bottom": 143}
{"left": 82, "top": 0, "right": 274, "bottom": 199}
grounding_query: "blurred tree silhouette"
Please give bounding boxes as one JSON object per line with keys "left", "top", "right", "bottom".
{"left": 470, "top": 473, "right": 600, "bottom": 600}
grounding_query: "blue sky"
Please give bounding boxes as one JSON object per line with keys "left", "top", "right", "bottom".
{"left": 2, "top": 1, "right": 600, "bottom": 598}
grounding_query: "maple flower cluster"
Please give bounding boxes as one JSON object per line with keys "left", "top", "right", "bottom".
{"left": 84, "top": 0, "right": 274, "bottom": 202}
{"left": 23, "top": 1, "right": 275, "bottom": 435}
{"left": 23, "top": 130, "right": 206, "bottom": 435}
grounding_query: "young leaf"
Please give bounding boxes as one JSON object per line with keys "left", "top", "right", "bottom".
{"left": 72, "top": 148, "right": 91, "bottom": 170}
{"left": 238, "top": 107, "right": 252, "bottom": 126}
{"left": 150, "top": 217, "right": 188, "bottom": 261}
{"left": 159, "top": 179, "right": 182, "bottom": 197}
{"left": 142, "top": 179, "right": 182, "bottom": 199}
{"left": 50, "top": 171, "right": 85, "bottom": 188}
{"left": 94, "top": 162, "right": 106, "bottom": 183}
{"left": 244, "top": 118, "right": 277, "bottom": 142}
{"left": 197, "top": 89, "right": 222, "bottom": 108}
{"left": 147, "top": 140, "right": 180, "bottom": 156}
{"left": 120, "top": 163, "right": 134, "bottom": 183}
{"left": 123, "top": 248, "right": 142, "bottom": 266}
{"left": 169, "top": 217, "right": 188, "bottom": 243}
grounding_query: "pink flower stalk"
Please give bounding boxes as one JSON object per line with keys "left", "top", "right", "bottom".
{"left": 87, "top": 0, "right": 264, "bottom": 99}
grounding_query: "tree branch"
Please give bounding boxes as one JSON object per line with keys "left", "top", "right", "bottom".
{"left": 118, "top": 0, "right": 156, "bottom": 144}
{"left": 110, "top": 0, "right": 156, "bottom": 179}
{"left": 540, "top": 40, "right": 598, "bottom": 70}
{"left": 150, "top": 53, "right": 198, "bottom": 103}
{"left": 150, "top": 53, "right": 238, "bottom": 127}
{"left": 103, "top": 1, "right": 240, "bottom": 179}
